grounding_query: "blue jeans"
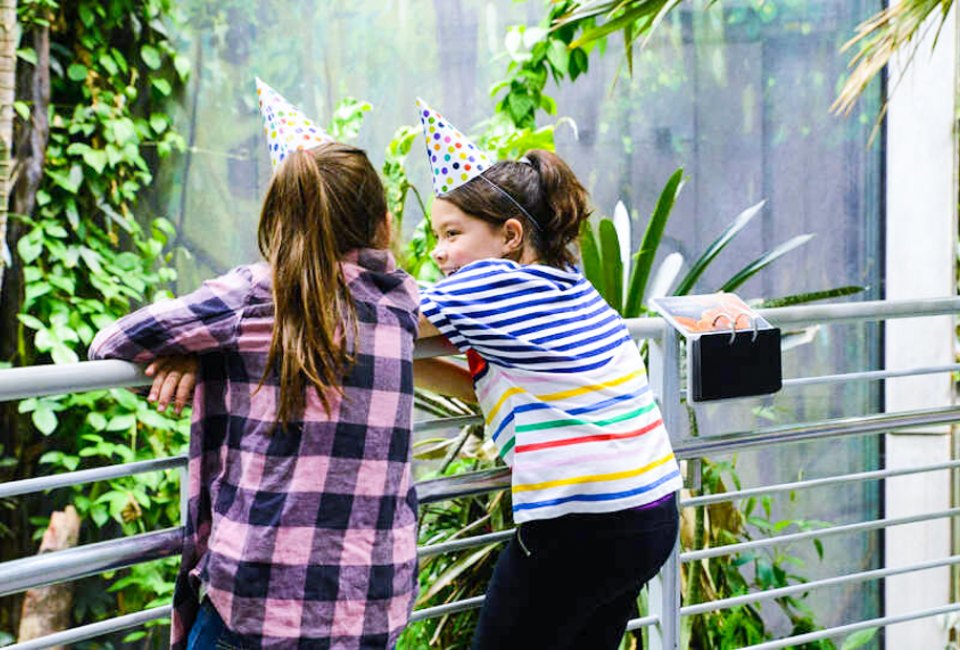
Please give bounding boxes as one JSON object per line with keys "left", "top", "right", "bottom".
{"left": 471, "top": 493, "right": 680, "bottom": 650}
{"left": 187, "top": 599, "right": 247, "bottom": 650}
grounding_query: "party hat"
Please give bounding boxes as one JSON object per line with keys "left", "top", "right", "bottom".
{"left": 257, "top": 77, "right": 333, "bottom": 169}
{"left": 417, "top": 98, "right": 493, "bottom": 196}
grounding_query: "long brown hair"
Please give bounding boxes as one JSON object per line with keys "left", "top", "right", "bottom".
{"left": 257, "top": 142, "right": 388, "bottom": 427}
{"left": 440, "top": 149, "right": 591, "bottom": 267}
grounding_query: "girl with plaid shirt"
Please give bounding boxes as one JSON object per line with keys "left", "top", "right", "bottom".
{"left": 89, "top": 140, "right": 419, "bottom": 649}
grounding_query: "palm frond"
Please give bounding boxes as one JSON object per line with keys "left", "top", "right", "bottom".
{"left": 833, "top": 0, "right": 954, "bottom": 116}
{"left": 624, "top": 167, "right": 684, "bottom": 316}
{"left": 674, "top": 200, "right": 765, "bottom": 296}
{"left": 719, "top": 234, "right": 814, "bottom": 293}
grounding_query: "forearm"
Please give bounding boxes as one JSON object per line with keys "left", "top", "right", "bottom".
{"left": 414, "top": 357, "right": 477, "bottom": 403}
{"left": 89, "top": 267, "right": 251, "bottom": 362}
{"left": 418, "top": 312, "right": 442, "bottom": 339}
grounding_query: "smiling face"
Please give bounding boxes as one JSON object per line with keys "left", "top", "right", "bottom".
{"left": 430, "top": 198, "right": 514, "bottom": 276}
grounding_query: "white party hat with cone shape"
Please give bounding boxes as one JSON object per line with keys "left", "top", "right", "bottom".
{"left": 257, "top": 77, "right": 333, "bottom": 170}
{"left": 416, "top": 97, "right": 493, "bottom": 196}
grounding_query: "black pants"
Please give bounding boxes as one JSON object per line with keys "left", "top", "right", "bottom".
{"left": 471, "top": 494, "right": 679, "bottom": 650}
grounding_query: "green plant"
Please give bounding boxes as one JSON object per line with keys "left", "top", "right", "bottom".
{"left": 833, "top": 0, "right": 954, "bottom": 116}
{"left": 682, "top": 459, "right": 836, "bottom": 649}
{"left": 578, "top": 168, "right": 862, "bottom": 317}
{"left": 6, "top": 0, "right": 189, "bottom": 639}
{"left": 398, "top": 455, "right": 509, "bottom": 650}
{"left": 491, "top": 0, "right": 594, "bottom": 130}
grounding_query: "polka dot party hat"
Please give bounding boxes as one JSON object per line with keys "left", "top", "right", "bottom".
{"left": 256, "top": 77, "right": 333, "bottom": 170}
{"left": 417, "top": 98, "right": 493, "bottom": 196}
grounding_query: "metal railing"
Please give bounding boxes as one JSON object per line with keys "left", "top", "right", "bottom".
{"left": 0, "top": 297, "right": 958, "bottom": 649}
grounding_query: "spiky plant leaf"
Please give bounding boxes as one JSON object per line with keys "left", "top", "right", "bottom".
{"left": 719, "top": 234, "right": 814, "bottom": 293}
{"left": 598, "top": 218, "right": 624, "bottom": 313}
{"left": 674, "top": 200, "right": 766, "bottom": 296}
{"left": 646, "top": 252, "right": 684, "bottom": 304}
{"left": 623, "top": 167, "right": 684, "bottom": 317}
{"left": 579, "top": 219, "right": 602, "bottom": 290}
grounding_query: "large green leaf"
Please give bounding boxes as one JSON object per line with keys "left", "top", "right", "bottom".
{"left": 623, "top": 167, "right": 683, "bottom": 317}
{"left": 598, "top": 219, "right": 624, "bottom": 313}
{"left": 719, "top": 234, "right": 815, "bottom": 293}
{"left": 560, "top": 0, "right": 663, "bottom": 27}
{"left": 569, "top": 1, "right": 666, "bottom": 48}
{"left": 840, "top": 628, "right": 878, "bottom": 650}
{"left": 579, "top": 219, "right": 602, "bottom": 290}
{"left": 674, "top": 199, "right": 765, "bottom": 296}
{"left": 640, "top": 0, "right": 683, "bottom": 48}
{"left": 645, "top": 252, "right": 684, "bottom": 304}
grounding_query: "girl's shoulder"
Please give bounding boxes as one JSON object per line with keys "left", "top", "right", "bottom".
{"left": 228, "top": 261, "right": 272, "bottom": 304}
{"left": 342, "top": 249, "right": 419, "bottom": 314}
{"left": 428, "top": 259, "right": 585, "bottom": 296}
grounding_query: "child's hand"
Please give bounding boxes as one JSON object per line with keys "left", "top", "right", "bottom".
{"left": 145, "top": 356, "right": 199, "bottom": 415}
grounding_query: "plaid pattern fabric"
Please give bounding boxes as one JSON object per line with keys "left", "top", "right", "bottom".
{"left": 89, "top": 249, "right": 420, "bottom": 649}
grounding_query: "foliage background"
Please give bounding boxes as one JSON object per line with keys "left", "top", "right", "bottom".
{"left": 0, "top": 0, "right": 890, "bottom": 646}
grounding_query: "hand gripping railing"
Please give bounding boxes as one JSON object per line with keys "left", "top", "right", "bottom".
{"left": 0, "top": 296, "right": 959, "bottom": 649}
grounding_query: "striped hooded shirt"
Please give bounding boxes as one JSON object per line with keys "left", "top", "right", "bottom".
{"left": 89, "top": 249, "right": 419, "bottom": 649}
{"left": 420, "top": 259, "right": 682, "bottom": 524}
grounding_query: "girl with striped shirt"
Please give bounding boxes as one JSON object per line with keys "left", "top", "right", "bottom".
{"left": 414, "top": 99, "right": 682, "bottom": 650}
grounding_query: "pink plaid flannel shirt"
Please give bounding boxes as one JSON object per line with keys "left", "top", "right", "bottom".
{"left": 89, "top": 249, "right": 420, "bottom": 649}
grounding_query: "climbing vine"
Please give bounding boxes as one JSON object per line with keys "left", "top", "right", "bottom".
{"left": 2, "top": 0, "right": 189, "bottom": 641}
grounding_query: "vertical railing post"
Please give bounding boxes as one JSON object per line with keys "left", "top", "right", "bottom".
{"left": 179, "top": 465, "right": 188, "bottom": 527}
{"left": 648, "top": 327, "right": 683, "bottom": 650}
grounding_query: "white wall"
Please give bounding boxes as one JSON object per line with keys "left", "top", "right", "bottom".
{"left": 884, "top": 3, "right": 957, "bottom": 648}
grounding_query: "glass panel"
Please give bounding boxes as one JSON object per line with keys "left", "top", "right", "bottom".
{"left": 159, "top": 0, "right": 884, "bottom": 641}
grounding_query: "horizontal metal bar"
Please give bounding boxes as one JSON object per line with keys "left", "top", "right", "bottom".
{"left": 0, "top": 519, "right": 508, "bottom": 596}
{"left": 676, "top": 406, "right": 960, "bottom": 458}
{"left": 409, "top": 407, "right": 960, "bottom": 507}
{"left": 625, "top": 296, "right": 960, "bottom": 340}
{"left": 1, "top": 297, "right": 956, "bottom": 404}
{"left": 16, "top": 409, "right": 949, "bottom": 556}
{"left": 6, "top": 606, "right": 171, "bottom": 650}
{"left": 0, "top": 359, "right": 149, "bottom": 403}
{"left": 625, "top": 318, "right": 665, "bottom": 340}
{"left": 756, "top": 296, "right": 960, "bottom": 328}
{"left": 681, "top": 508, "right": 960, "bottom": 563}
{"left": 0, "top": 455, "right": 187, "bottom": 500}
{"left": 418, "top": 529, "right": 514, "bottom": 558}
{"left": 782, "top": 363, "right": 960, "bottom": 388}
{"left": 742, "top": 602, "right": 960, "bottom": 650}
{"left": 682, "top": 554, "right": 960, "bottom": 616}
{"left": 409, "top": 595, "right": 485, "bottom": 622}
{"left": 410, "top": 597, "right": 660, "bottom": 628}
{"left": 683, "top": 459, "right": 960, "bottom": 508}
{"left": 624, "top": 614, "right": 659, "bottom": 631}
{"left": 0, "top": 453, "right": 502, "bottom": 506}
{"left": 414, "top": 414, "right": 482, "bottom": 434}
{"left": 0, "top": 528, "right": 182, "bottom": 598}
{"left": 416, "top": 467, "right": 511, "bottom": 504}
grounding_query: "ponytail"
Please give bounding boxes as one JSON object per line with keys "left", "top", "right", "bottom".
{"left": 257, "top": 143, "right": 387, "bottom": 427}
{"left": 441, "top": 149, "right": 591, "bottom": 268}
{"left": 523, "top": 150, "right": 591, "bottom": 267}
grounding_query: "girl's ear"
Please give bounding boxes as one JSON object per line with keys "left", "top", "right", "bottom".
{"left": 502, "top": 218, "right": 525, "bottom": 254}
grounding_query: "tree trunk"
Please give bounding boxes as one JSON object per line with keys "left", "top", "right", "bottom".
{"left": 0, "top": 0, "right": 15, "bottom": 294}
{"left": 17, "top": 507, "right": 81, "bottom": 647}
{"left": 0, "top": 15, "right": 50, "bottom": 633}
